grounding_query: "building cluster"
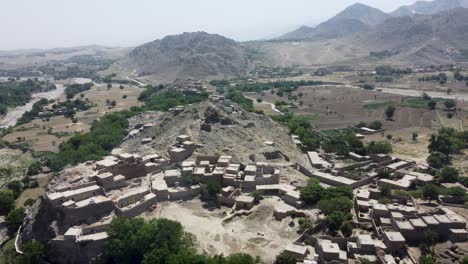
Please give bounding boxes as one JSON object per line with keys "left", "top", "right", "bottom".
{"left": 282, "top": 187, "right": 468, "bottom": 263}
{"left": 302, "top": 151, "right": 434, "bottom": 191}
{"left": 168, "top": 79, "right": 207, "bottom": 94}
{"left": 43, "top": 134, "right": 304, "bottom": 260}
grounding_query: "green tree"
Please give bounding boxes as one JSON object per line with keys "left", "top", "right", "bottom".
{"left": 444, "top": 99, "right": 456, "bottom": 110}
{"left": 379, "top": 183, "right": 391, "bottom": 196}
{"left": 427, "top": 100, "right": 437, "bottom": 110}
{"left": 12, "top": 240, "right": 46, "bottom": 264}
{"left": 385, "top": 105, "right": 396, "bottom": 120}
{"left": 5, "top": 207, "right": 25, "bottom": 234}
{"left": 422, "top": 184, "right": 440, "bottom": 204}
{"left": 366, "top": 141, "right": 392, "bottom": 154}
{"left": 27, "top": 161, "right": 42, "bottom": 176}
{"left": 274, "top": 250, "right": 300, "bottom": 264}
{"left": 321, "top": 186, "right": 353, "bottom": 200}
{"left": 0, "top": 189, "right": 15, "bottom": 215}
{"left": 225, "top": 253, "right": 261, "bottom": 264}
{"left": 298, "top": 218, "right": 314, "bottom": 233}
{"left": 106, "top": 217, "right": 196, "bottom": 264}
{"left": 206, "top": 181, "right": 221, "bottom": 197}
{"left": 326, "top": 211, "right": 346, "bottom": 231}
{"left": 448, "top": 187, "right": 466, "bottom": 198}
{"left": 6, "top": 180, "right": 23, "bottom": 199}
{"left": 439, "top": 167, "right": 459, "bottom": 183}
{"left": 300, "top": 179, "right": 324, "bottom": 205}
{"left": 340, "top": 222, "right": 353, "bottom": 237}
{"left": 378, "top": 169, "right": 391, "bottom": 179}
{"left": 368, "top": 120, "right": 382, "bottom": 130}
{"left": 318, "top": 197, "right": 353, "bottom": 215}
{"left": 250, "top": 191, "right": 263, "bottom": 203}
{"left": 427, "top": 152, "right": 450, "bottom": 169}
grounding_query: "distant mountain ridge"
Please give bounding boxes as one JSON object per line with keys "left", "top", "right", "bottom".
{"left": 352, "top": 8, "right": 468, "bottom": 55}
{"left": 279, "top": 0, "right": 468, "bottom": 41}
{"left": 391, "top": 0, "right": 468, "bottom": 17}
{"left": 279, "top": 3, "right": 389, "bottom": 40}
{"left": 121, "top": 32, "right": 249, "bottom": 82}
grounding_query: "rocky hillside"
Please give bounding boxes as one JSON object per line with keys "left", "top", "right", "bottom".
{"left": 391, "top": 0, "right": 468, "bottom": 17}
{"left": 351, "top": 8, "right": 468, "bottom": 63}
{"left": 121, "top": 102, "right": 308, "bottom": 166}
{"left": 121, "top": 32, "right": 249, "bottom": 82}
{"left": 254, "top": 7, "right": 468, "bottom": 66}
{"left": 278, "top": 3, "right": 390, "bottom": 40}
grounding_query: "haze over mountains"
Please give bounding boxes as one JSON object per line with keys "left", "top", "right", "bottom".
{"left": 278, "top": 0, "right": 468, "bottom": 40}
{"left": 3, "top": 0, "right": 467, "bottom": 81}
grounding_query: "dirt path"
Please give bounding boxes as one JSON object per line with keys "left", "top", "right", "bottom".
{"left": 0, "top": 84, "right": 65, "bottom": 129}
{"left": 342, "top": 84, "right": 468, "bottom": 101}
{"left": 244, "top": 94, "right": 282, "bottom": 113}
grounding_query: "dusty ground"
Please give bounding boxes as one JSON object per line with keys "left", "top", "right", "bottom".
{"left": 364, "top": 127, "right": 434, "bottom": 164}
{"left": 142, "top": 197, "right": 318, "bottom": 263}
{"left": 15, "top": 173, "right": 51, "bottom": 207}
{"left": 248, "top": 86, "right": 436, "bottom": 131}
{"left": 121, "top": 102, "right": 310, "bottom": 166}
{"left": 0, "top": 148, "right": 35, "bottom": 187}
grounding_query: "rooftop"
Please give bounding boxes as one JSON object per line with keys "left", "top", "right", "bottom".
{"left": 384, "top": 231, "right": 405, "bottom": 242}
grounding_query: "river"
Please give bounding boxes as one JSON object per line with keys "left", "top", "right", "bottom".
{"left": 0, "top": 84, "right": 65, "bottom": 129}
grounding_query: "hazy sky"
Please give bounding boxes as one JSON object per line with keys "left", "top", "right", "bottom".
{"left": 1, "top": 0, "right": 420, "bottom": 50}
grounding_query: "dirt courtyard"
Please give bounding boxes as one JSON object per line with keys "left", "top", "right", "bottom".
{"left": 141, "top": 197, "right": 317, "bottom": 263}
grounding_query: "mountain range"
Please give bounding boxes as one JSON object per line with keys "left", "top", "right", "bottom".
{"left": 114, "top": 0, "right": 468, "bottom": 81}
{"left": 278, "top": 0, "right": 468, "bottom": 40}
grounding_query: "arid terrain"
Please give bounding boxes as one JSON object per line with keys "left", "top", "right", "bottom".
{"left": 1, "top": 1, "right": 468, "bottom": 264}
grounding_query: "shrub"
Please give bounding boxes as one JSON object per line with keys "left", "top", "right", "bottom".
{"left": 5, "top": 207, "right": 25, "bottom": 234}
{"left": 274, "top": 250, "right": 300, "bottom": 264}
{"left": 0, "top": 190, "right": 15, "bottom": 215}
{"left": 366, "top": 141, "right": 392, "bottom": 154}
{"left": 300, "top": 179, "right": 324, "bottom": 205}
{"left": 340, "top": 222, "right": 353, "bottom": 237}
{"left": 439, "top": 167, "right": 459, "bottom": 183}
{"left": 326, "top": 211, "right": 346, "bottom": 231}
{"left": 318, "top": 197, "right": 353, "bottom": 215}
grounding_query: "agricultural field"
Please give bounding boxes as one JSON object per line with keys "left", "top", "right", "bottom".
{"left": 247, "top": 85, "right": 438, "bottom": 130}
{"left": 2, "top": 84, "right": 143, "bottom": 152}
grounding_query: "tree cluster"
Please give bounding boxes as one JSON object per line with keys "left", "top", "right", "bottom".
{"left": 104, "top": 217, "right": 261, "bottom": 264}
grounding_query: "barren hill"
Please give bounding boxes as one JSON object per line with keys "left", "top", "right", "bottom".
{"left": 350, "top": 8, "right": 468, "bottom": 63}
{"left": 279, "top": 3, "right": 390, "bottom": 40}
{"left": 251, "top": 8, "right": 468, "bottom": 66}
{"left": 391, "top": 0, "right": 468, "bottom": 17}
{"left": 120, "top": 32, "right": 250, "bottom": 82}
{"left": 121, "top": 102, "right": 308, "bottom": 166}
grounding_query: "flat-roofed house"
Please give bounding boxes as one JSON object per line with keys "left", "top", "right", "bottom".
{"left": 307, "top": 151, "right": 332, "bottom": 169}
{"left": 383, "top": 231, "right": 405, "bottom": 253}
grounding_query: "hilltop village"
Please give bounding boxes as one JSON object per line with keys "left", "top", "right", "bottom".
{"left": 16, "top": 90, "right": 466, "bottom": 264}
{"left": 2, "top": 2, "right": 468, "bottom": 262}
